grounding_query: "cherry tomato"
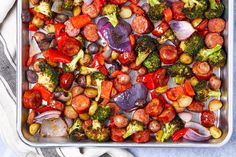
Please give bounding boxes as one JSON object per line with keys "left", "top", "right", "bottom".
{"left": 158, "top": 104, "right": 176, "bottom": 124}
{"left": 201, "top": 110, "right": 216, "bottom": 128}
{"left": 132, "top": 130, "right": 150, "bottom": 143}
{"left": 72, "top": 95, "right": 90, "bottom": 114}
{"left": 60, "top": 72, "right": 74, "bottom": 90}
{"left": 23, "top": 90, "right": 42, "bottom": 109}
{"left": 145, "top": 98, "right": 164, "bottom": 117}
{"left": 111, "top": 127, "right": 126, "bottom": 142}
{"left": 132, "top": 109, "right": 149, "bottom": 125}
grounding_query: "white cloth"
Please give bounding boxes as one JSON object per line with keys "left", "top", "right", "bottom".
{"left": 0, "top": 1, "right": 133, "bottom": 157}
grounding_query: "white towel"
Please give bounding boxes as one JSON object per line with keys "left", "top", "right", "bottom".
{"left": 0, "top": 1, "right": 133, "bottom": 157}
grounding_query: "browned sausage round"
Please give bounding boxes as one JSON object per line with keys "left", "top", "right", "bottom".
{"left": 187, "top": 101, "right": 204, "bottom": 113}
{"left": 192, "top": 61, "right": 213, "bottom": 80}
{"left": 158, "top": 104, "right": 176, "bottom": 124}
{"left": 83, "top": 23, "right": 99, "bottom": 42}
{"left": 145, "top": 98, "right": 164, "bottom": 117}
{"left": 62, "top": 37, "right": 81, "bottom": 56}
{"left": 82, "top": 3, "right": 99, "bottom": 18}
{"left": 148, "top": 120, "right": 161, "bottom": 133}
{"left": 208, "top": 18, "right": 226, "bottom": 33}
{"left": 131, "top": 15, "right": 153, "bottom": 34}
{"left": 209, "top": 75, "right": 221, "bottom": 90}
{"left": 205, "top": 33, "right": 224, "bottom": 49}
{"left": 132, "top": 109, "right": 150, "bottom": 125}
{"left": 65, "top": 20, "right": 80, "bottom": 37}
{"left": 113, "top": 114, "right": 129, "bottom": 128}
{"left": 159, "top": 45, "right": 178, "bottom": 64}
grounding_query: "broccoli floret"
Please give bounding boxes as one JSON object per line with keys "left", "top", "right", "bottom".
{"left": 63, "top": 0, "right": 73, "bottom": 10}
{"left": 92, "top": 105, "right": 111, "bottom": 122}
{"left": 194, "top": 81, "right": 221, "bottom": 101}
{"left": 167, "top": 63, "right": 192, "bottom": 79}
{"left": 92, "top": 72, "right": 106, "bottom": 101}
{"left": 80, "top": 66, "right": 98, "bottom": 75}
{"left": 205, "top": 0, "right": 224, "bottom": 19}
{"left": 84, "top": 120, "right": 110, "bottom": 142}
{"left": 196, "top": 45, "right": 226, "bottom": 68}
{"left": 182, "top": 0, "right": 208, "bottom": 20}
{"left": 123, "top": 120, "right": 144, "bottom": 139}
{"left": 179, "top": 34, "right": 204, "bottom": 56}
{"left": 73, "top": 0, "right": 83, "bottom": 6}
{"left": 148, "top": 2, "right": 166, "bottom": 21}
{"left": 102, "top": 4, "right": 119, "bottom": 27}
{"left": 161, "top": 116, "right": 184, "bottom": 142}
{"left": 135, "top": 35, "right": 158, "bottom": 66}
{"left": 147, "top": 0, "right": 161, "bottom": 7}
{"left": 69, "top": 118, "right": 86, "bottom": 141}
{"left": 34, "top": 1, "right": 52, "bottom": 18}
{"left": 173, "top": 76, "right": 185, "bottom": 85}
{"left": 38, "top": 62, "right": 59, "bottom": 92}
{"left": 158, "top": 29, "right": 176, "bottom": 44}
{"left": 69, "top": 118, "right": 82, "bottom": 134}
{"left": 143, "top": 52, "right": 161, "bottom": 72}
{"left": 64, "top": 49, "right": 84, "bottom": 72}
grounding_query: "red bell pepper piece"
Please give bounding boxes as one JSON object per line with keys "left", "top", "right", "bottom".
{"left": 184, "top": 80, "right": 195, "bottom": 96}
{"left": 111, "top": 70, "right": 125, "bottom": 78}
{"left": 129, "top": 34, "right": 138, "bottom": 48}
{"left": 36, "top": 106, "right": 56, "bottom": 113}
{"left": 101, "top": 81, "right": 113, "bottom": 100}
{"left": 163, "top": 7, "right": 173, "bottom": 22}
{"left": 70, "top": 15, "right": 92, "bottom": 29}
{"left": 32, "top": 83, "right": 53, "bottom": 102}
{"left": 90, "top": 52, "right": 108, "bottom": 75}
{"left": 166, "top": 86, "right": 185, "bottom": 101}
{"left": 93, "top": 0, "right": 107, "bottom": 11}
{"left": 43, "top": 49, "right": 72, "bottom": 64}
{"left": 129, "top": 3, "right": 145, "bottom": 15}
{"left": 152, "top": 21, "right": 169, "bottom": 37}
{"left": 157, "top": 94, "right": 168, "bottom": 105}
{"left": 54, "top": 23, "right": 65, "bottom": 37}
{"left": 130, "top": 0, "right": 140, "bottom": 4}
{"left": 29, "top": 22, "right": 38, "bottom": 31}
{"left": 56, "top": 32, "right": 69, "bottom": 50}
{"left": 196, "top": 19, "right": 208, "bottom": 31}
{"left": 47, "top": 100, "right": 65, "bottom": 111}
{"left": 172, "top": 128, "right": 189, "bottom": 142}
{"left": 27, "top": 54, "right": 37, "bottom": 67}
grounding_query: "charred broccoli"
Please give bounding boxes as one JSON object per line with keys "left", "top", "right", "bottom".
{"left": 205, "top": 0, "right": 224, "bottom": 19}
{"left": 194, "top": 81, "right": 221, "bottom": 101}
{"left": 64, "top": 49, "right": 84, "bottom": 72}
{"left": 182, "top": 0, "right": 208, "bottom": 20}
{"left": 63, "top": 0, "right": 73, "bottom": 10}
{"left": 179, "top": 34, "right": 204, "bottom": 56}
{"left": 196, "top": 45, "right": 226, "bottom": 68}
{"left": 34, "top": 1, "right": 52, "bottom": 18}
{"left": 135, "top": 35, "right": 158, "bottom": 66}
{"left": 102, "top": 4, "right": 119, "bottom": 27}
{"left": 167, "top": 63, "right": 192, "bottom": 80}
{"left": 161, "top": 116, "right": 184, "bottom": 142}
{"left": 92, "top": 105, "right": 111, "bottom": 122}
{"left": 148, "top": 2, "right": 166, "bottom": 21}
{"left": 69, "top": 118, "right": 86, "bottom": 141}
{"left": 38, "top": 62, "right": 59, "bottom": 92}
{"left": 158, "top": 29, "right": 176, "bottom": 44}
{"left": 143, "top": 52, "right": 161, "bottom": 72}
{"left": 84, "top": 120, "right": 110, "bottom": 142}
{"left": 123, "top": 120, "right": 144, "bottom": 139}
{"left": 92, "top": 72, "right": 106, "bottom": 101}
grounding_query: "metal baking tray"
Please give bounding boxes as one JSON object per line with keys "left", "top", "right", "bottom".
{"left": 17, "top": 0, "right": 234, "bottom": 147}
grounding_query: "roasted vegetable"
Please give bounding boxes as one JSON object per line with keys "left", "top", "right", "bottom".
{"left": 102, "top": 4, "right": 119, "bottom": 27}
{"left": 148, "top": 1, "right": 165, "bottom": 21}
{"left": 135, "top": 36, "right": 158, "bottom": 66}
{"left": 143, "top": 52, "right": 161, "bottom": 72}
{"left": 69, "top": 118, "right": 86, "bottom": 141}
{"left": 205, "top": 0, "right": 224, "bottom": 19}
{"left": 182, "top": 0, "right": 208, "bottom": 20}
{"left": 123, "top": 120, "right": 144, "bottom": 139}
{"left": 167, "top": 63, "right": 192, "bottom": 79}
{"left": 179, "top": 34, "right": 204, "bottom": 56}
{"left": 92, "top": 105, "right": 111, "bottom": 122}
{"left": 158, "top": 29, "right": 176, "bottom": 44}
{"left": 64, "top": 49, "right": 84, "bottom": 72}
{"left": 194, "top": 81, "right": 221, "bottom": 101}
{"left": 196, "top": 45, "right": 226, "bottom": 68}
{"left": 63, "top": 0, "right": 73, "bottom": 10}
{"left": 34, "top": 1, "right": 52, "bottom": 18}
{"left": 69, "top": 118, "right": 82, "bottom": 134}
{"left": 38, "top": 62, "right": 59, "bottom": 92}
{"left": 161, "top": 116, "right": 184, "bottom": 142}
{"left": 92, "top": 72, "right": 106, "bottom": 101}
{"left": 84, "top": 120, "right": 110, "bottom": 142}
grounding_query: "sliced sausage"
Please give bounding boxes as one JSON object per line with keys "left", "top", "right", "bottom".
{"left": 201, "top": 110, "right": 216, "bottom": 128}
{"left": 111, "top": 127, "right": 126, "bottom": 142}
{"left": 82, "top": 3, "right": 99, "bottom": 18}
{"left": 205, "top": 33, "right": 224, "bottom": 49}
{"left": 62, "top": 37, "right": 81, "bottom": 56}
{"left": 145, "top": 98, "right": 164, "bottom": 117}
{"left": 192, "top": 61, "right": 213, "bottom": 80}
{"left": 148, "top": 120, "right": 161, "bottom": 133}
{"left": 158, "top": 104, "right": 176, "bottom": 124}
{"left": 23, "top": 90, "right": 42, "bottom": 109}
{"left": 208, "top": 18, "right": 226, "bottom": 33}
{"left": 83, "top": 23, "right": 99, "bottom": 42}
{"left": 113, "top": 114, "right": 129, "bottom": 128}
{"left": 72, "top": 95, "right": 90, "bottom": 114}
{"left": 132, "top": 109, "right": 149, "bottom": 125}
{"left": 159, "top": 45, "right": 178, "bottom": 64}
{"left": 65, "top": 20, "right": 80, "bottom": 37}
{"left": 209, "top": 75, "right": 221, "bottom": 90}
{"left": 187, "top": 101, "right": 204, "bottom": 113}
{"left": 131, "top": 15, "right": 153, "bottom": 34}
{"left": 132, "top": 130, "right": 150, "bottom": 143}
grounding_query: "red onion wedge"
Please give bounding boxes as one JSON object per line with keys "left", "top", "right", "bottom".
{"left": 178, "top": 112, "right": 192, "bottom": 123}
{"left": 169, "top": 20, "right": 195, "bottom": 41}
{"left": 35, "top": 110, "right": 61, "bottom": 124}
{"left": 183, "top": 122, "right": 211, "bottom": 141}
